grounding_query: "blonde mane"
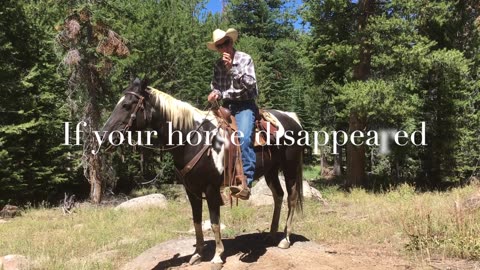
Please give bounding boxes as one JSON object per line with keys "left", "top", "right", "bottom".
{"left": 148, "top": 87, "right": 207, "bottom": 130}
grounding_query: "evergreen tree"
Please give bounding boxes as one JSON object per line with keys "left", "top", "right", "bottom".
{"left": 303, "top": 0, "right": 478, "bottom": 187}
{"left": 0, "top": 0, "right": 83, "bottom": 204}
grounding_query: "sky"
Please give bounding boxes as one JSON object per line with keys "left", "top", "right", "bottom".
{"left": 205, "top": 0, "right": 308, "bottom": 30}
{"left": 206, "top": 0, "right": 223, "bottom": 14}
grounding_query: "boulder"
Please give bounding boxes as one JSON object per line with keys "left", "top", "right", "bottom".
{"left": 115, "top": 194, "right": 167, "bottom": 210}
{"left": 0, "top": 255, "right": 29, "bottom": 270}
{"left": 0, "top": 205, "right": 20, "bottom": 218}
{"left": 188, "top": 220, "right": 226, "bottom": 233}
{"left": 463, "top": 192, "right": 480, "bottom": 211}
{"left": 250, "top": 175, "right": 325, "bottom": 206}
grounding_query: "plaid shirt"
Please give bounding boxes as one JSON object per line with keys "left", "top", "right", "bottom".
{"left": 210, "top": 50, "right": 258, "bottom": 102}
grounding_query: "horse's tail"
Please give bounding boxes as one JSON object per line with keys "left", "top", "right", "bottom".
{"left": 288, "top": 111, "right": 304, "bottom": 214}
{"left": 296, "top": 135, "right": 304, "bottom": 214}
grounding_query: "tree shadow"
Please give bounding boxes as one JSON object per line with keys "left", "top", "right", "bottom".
{"left": 152, "top": 232, "right": 309, "bottom": 269}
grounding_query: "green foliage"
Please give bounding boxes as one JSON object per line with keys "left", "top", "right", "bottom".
{"left": 225, "top": 0, "right": 296, "bottom": 39}
{"left": 0, "top": 0, "right": 478, "bottom": 205}
{"left": 0, "top": 0, "right": 82, "bottom": 205}
{"left": 303, "top": 0, "right": 479, "bottom": 185}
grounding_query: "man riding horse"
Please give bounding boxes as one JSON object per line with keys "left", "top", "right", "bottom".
{"left": 207, "top": 28, "right": 258, "bottom": 200}
{"left": 99, "top": 28, "right": 305, "bottom": 266}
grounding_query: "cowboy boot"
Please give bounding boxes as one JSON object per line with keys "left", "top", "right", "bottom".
{"left": 230, "top": 185, "right": 251, "bottom": 200}
{"left": 230, "top": 175, "right": 250, "bottom": 200}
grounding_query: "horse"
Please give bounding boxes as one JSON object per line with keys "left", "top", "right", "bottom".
{"left": 100, "top": 78, "right": 304, "bottom": 266}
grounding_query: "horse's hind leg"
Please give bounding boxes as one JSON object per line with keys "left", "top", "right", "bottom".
{"left": 279, "top": 146, "right": 303, "bottom": 249}
{"left": 205, "top": 184, "right": 224, "bottom": 265}
{"left": 265, "top": 166, "right": 284, "bottom": 244}
{"left": 186, "top": 190, "right": 204, "bottom": 265}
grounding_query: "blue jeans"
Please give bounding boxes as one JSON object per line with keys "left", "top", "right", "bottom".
{"left": 224, "top": 100, "right": 257, "bottom": 187}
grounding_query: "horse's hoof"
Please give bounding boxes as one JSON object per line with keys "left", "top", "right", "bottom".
{"left": 278, "top": 238, "right": 290, "bottom": 249}
{"left": 189, "top": 253, "right": 202, "bottom": 265}
{"left": 210, "top": 255, "right": 223, "bottom": 264}
{"left": 210, "top": 263, "right": 223, "bottom": 270}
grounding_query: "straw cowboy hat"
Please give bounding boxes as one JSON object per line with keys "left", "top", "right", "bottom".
{"left": 207, "top": 28, "right": 238, "bottom": 51}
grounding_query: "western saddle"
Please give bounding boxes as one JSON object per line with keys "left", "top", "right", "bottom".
{"left": 212, "top": 105, "right": 278, "bottom": 200}
{"left": 174, "top": 104, "right": 278, "bottom": 204}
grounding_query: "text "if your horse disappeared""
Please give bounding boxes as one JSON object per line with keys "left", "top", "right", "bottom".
{"left": 63, "top": 121, "right": 427, "bottom": 155}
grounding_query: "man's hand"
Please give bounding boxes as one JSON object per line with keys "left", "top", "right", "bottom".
{"left": 222, "top": 52, "right": 232, "bottom": 70}
{"left": 208, "top": 92, "right": 219, "bottom": 103}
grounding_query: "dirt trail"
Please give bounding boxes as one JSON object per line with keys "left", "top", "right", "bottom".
{"left": 121, "top": 233, "right": 479, "bottom": 270}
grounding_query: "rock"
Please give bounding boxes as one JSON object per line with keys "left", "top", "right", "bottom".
{"left": 0, "top": 205, "right": 20, "bottom": 218}
{"left": 188, "top": 220, "right": 226, "bottom": 233}
{"left": 302, "top": 180, "right": 314, "bottom": 198}
{"left": 249, "top": 179, "right": 276, "bottom": 206}
{"left": 249, "top": 175, "right": 325, "bottom": 206}
{"left": 121, "top": 234, "right": 322, "bottom": 270}
{"left": 0, "top": 255, "right": 29, "bottom": 270}
{"left": 120, "top": 238, "right": 200, "bottom": 270}
{"left": 115, "top": 194, "right": 167, "bottom": 210}
{"left": 463, "top": 193, "right": 480, "bottom": 211}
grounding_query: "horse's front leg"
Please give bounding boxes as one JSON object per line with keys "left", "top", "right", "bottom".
{"left": 206, "top": 185, "right": 224, "bottom": 265}
{"left": 187, "top": 191, "right": 204, "bottom": 265}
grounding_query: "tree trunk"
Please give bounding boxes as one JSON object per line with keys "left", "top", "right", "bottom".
{"left": 346, "top": 0, "right": 375, "bottom": 187}
{"left": 82, "top": 16, "right": 104, "bottom": 204}
{"left": 89, "top": 154, "right": 103, "bottom": 203}
{"left": 59, "top": 6, "right": 127, "bottom": 203}
{"left": 333, "top": 144, "right": 342, "bottom": 176}
{"left": 85, "top": 94, "right": 103, "bottom": 203}
{"left": 320, "top": 151, "right": 329, "bottom": 176}
{"left": 346, "top": 112, "right": 367, "bottom": 187}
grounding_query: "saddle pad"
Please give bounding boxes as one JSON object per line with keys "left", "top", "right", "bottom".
{"left": 257, "top": 110, "right": 286, "bottom": 138}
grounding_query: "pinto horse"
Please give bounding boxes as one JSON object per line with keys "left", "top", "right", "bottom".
{"left": 100, "top": 78, "right": 304, "bottom": 266}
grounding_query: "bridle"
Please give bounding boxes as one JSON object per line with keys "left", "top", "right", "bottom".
{"left": 103, "top": 91, "right": 149, "bottom": 153}
{"left": 105, "top": 90, "right": 221, "bottom": 201}
{"left": 122, "top": 91, "right": 148, "bottom": 134}
{"left": 108, "top": 89, "right": 216, "bottom": 155}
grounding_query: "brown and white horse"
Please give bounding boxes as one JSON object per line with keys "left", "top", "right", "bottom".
{"left": 100, "top": 78, "right": 304, "bottom": 266}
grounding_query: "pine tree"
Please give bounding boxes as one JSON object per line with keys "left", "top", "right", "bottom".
{"left": 56, "top": 3, "right": 130, "bottom": 203}
{"left": 303, "top": 0, "right": 478, "bottom": 187}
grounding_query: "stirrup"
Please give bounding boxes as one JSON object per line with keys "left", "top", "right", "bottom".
{"left": 230, "top": 185, "right": 251, "bottom": 200}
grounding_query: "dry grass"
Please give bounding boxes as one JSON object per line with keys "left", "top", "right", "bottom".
{"left": 0, "top": 203, "right": 191, "bottom": 270}
{"left": 1, "top": 181, "right": 479, "bottom": 269}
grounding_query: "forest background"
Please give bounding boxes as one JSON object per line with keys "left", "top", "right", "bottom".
{"left": 1, "top": 0, "right": 479, "bottom": 205}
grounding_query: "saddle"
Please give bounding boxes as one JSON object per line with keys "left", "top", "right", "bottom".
{"left": 213, "top": 106, "right": 279, "bottom": 191}
{"left": 174, "top": 105, "right": 280, "bottom": 205}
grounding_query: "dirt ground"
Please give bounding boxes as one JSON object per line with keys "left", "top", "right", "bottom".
{"left": 121, "top": 233, "right": 480, "bottom": 270}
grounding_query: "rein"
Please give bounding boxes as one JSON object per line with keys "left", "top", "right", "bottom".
{"left": 110, "top": 91, "right": 220, "bottom": 201}
{"left": 117, "top": 91, "right": 215, "bottom": 151}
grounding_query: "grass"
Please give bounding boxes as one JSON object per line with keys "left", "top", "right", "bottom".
{"left": 303, "top": 164, "right": 322, "bottom": 180}
{"left": 1, "top": 181, "right": 479, "bottom": 269}
{"left": 0, "top": 203, "right": 191, "bottom": 270}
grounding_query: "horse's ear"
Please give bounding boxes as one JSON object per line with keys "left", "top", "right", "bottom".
{"left": 141, "top": 77, "right": 149, "bottom": 92}
{"left": 133, "top": 78, "right": 141, "bottom": 86}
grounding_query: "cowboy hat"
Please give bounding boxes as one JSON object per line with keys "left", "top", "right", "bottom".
{"left": 207, "top": 28, "right": 238, "bottom": 51}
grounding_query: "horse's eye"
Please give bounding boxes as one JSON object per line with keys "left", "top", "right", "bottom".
{"left": 122, "top": 103, "right": 131, "bottom": 110}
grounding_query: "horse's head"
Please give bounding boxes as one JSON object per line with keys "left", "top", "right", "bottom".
{"left": 100, "top": 78, "right": 152, "bottom": 146}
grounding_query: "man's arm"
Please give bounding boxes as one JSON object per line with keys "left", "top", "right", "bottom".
{"left": 231, "top": 56, "right": 257, "bottom": 97}
{"left": 210, "top": 63, "right": 222, "bottom": 101}
{"left": 239, "top": 57, "right": 257, "bottom": 91}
